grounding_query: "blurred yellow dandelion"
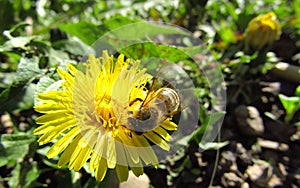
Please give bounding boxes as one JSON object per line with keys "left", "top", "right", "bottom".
{"left": 244, "top": 12, "right": 281, "bottom": 50}
{"left": 34, "top": 50, "right": 178, "bottom": 182}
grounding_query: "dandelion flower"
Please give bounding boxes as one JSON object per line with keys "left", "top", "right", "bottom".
{"left": 244, "top": 12, "right": 281, "bottom": 50}
{"left": 34, "top": 50, "right": 178, "bottom": 182}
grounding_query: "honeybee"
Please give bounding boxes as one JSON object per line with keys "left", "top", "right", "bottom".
{"left": 126, "top": 78, "right": 180, "bottom": 135}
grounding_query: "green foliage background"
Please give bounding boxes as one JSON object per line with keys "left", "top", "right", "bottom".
{"left": 0, "top": 0, "right": 299, "bottom": 187}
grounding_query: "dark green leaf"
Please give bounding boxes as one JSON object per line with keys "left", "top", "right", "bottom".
{"left": 102, "top": 15, "right": 140, "bottom": 31}
{"left": 58, "top": 21, "right": 107, "bottom": 45}
{"left": 0, "top": 83, "right": 36, "bottom": 113}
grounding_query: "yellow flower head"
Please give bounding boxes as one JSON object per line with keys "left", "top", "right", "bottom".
{"left": 34, "top": 51, "right": 178, "bottom": 182}
{"left": 244, "top": 12, "right": 281, "bottom": 50}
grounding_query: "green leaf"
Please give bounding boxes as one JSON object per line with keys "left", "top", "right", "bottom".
{"left": 102, "top": 15, "right": 140, "bottom": 31}
{"left": 16, "top": 56, "right": 42, "bottom": 84}
{"left": 0, "top": 132, "right": 36, "bottom": 167}
{"left": 0, "top": 83, "right": 36, "bottom": 113}
{"left": 120, "top": 42, "right": 189, "bottom": 62}
{"left": 48, "top": 48, "right": 70, "bottom": 67}
{"left": 1, "top": 36, "right": 35, "bottom": 51}
{"left": 52, "top": 39, "right": 95, "bottom": 56}
{"left": 192, "top": 111, "right": 226, "bottom": 144}
{"left": 0, "top": 72, "right": 16, "bottom": 88}
{"left": 295, "top": 85, "right": 300, "bottom": 96}
{"left": 23, "top": 162, "right": 40, "bottom": 188}
{"left": 104, "top": 20, "right": 188, "bottom": 42}
{"left": 279, "top": 94, "right": 300, "bottom": 122}
{"left": 7, "top": 22, "right": 30, "bottom": 34}
{"left": 7, "top": 161, "right": 40, "bottom": 188}
{"left": 1, "top": 132, "right": 36, "bottom": 147}
{"left": 1, "top": 51, "right": 22, "bottom": 71}
{"left": 8, "top": 163, "right": 21, "bottom": 188}
{"left": 58, "top": 21, "right": 107, "bottom": 45}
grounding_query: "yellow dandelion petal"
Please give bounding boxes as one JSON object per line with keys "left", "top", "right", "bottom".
{"left": 96, "top": 158, "right": 107, "bottom": 182}
{"left": 143, "top": 132, "right": 170, "bottom": 151}
{"left": 57, "top": 68, "right": 74, "bottom": 86}
{"left": 47, "top": 127, "right": 80, "bottom": 158}
{"left": 116, "top": 164, "right": 129, "bottom": 182}
{"left": 36, "top": 92, "right": 69, "bottom": 103}
{"left": 161, "top": 120, "right": 177, "bottom": 131}
{"left": 36, "top": 119, "right": 75, "bottom": 145}
{"left": 66, "top": 64, "right": 78, "bottom": 75}
{"left": 153, "top": 126, "right": 171, "bottom": 141}
{"left": 90, "top": 132, "right": 107, "bottom": 172}
{"left": 118, "top": 130, "right": 140, "bottom": 164}
{"left": 70, "top": 143, "right": 92, "bottom": 171}
{"left": 34, "top": 117, "right": 74, "bottom": 135}
{"left": 131, "top": 166, "right": 144, "bottom": 177}
{"left": 115, "top": 142, "right": 129, "bottom": 182}
{"left": 58, "top": 135, "right": 81, "bottom": 167}
{"left": 34, "top": 103, "right": 67, "bottom": 112}
{"left": 115, "top": 139, "right": 129, "bottom": 167}
{"left": 106, "top": 134, "right": 117, "bottom": 169}
{"left": 35, "top": 111, "right": 70, "bottom": 124}
{"left": 132, "top": 135, "right": 159, "bottom": 165}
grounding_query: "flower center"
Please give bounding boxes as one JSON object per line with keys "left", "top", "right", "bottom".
{"left": 94, "top": 93, "right": 119, "bottom": 131}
